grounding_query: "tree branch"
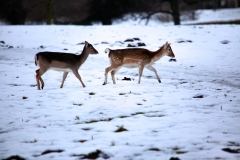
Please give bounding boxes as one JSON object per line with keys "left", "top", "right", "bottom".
{"left": 140, "top": 10, "right": 173, "bottom": 25}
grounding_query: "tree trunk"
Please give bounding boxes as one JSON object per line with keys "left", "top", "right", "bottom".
{"left": 46, "top": 0, "right": 53, "bottom": 24}
{"left": 170, "top": 0, "right": 180, "bottom": 25}
{"left": 235, "top": 0, "right": 239, "bottom": 8}
{"left": 101, "top": 16, "right": 112, "bottom": 25}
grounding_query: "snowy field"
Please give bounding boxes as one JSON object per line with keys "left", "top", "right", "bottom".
{"left": 1, "top": 10, "right": 240, "bottom": 160}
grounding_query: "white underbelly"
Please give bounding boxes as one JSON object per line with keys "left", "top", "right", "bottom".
{"left": 122, "top": 64, "right": 139, "bottom": 68}
{"left": 49, "top": 67, "right": 72, "bottom": 72}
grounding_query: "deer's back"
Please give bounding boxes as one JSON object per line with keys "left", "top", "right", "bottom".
{"left": 109, "top": 48, "right": 153, "bottom": 65}
{"left": 36, "top": 52, "right": 80, "bottom": 64}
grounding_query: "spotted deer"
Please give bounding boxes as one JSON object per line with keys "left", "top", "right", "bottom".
{"left": 35, "top": 41, "right": 98, "bottom": 90}
{"left": 103, "top": 42, "right": 175, "bottom": 85}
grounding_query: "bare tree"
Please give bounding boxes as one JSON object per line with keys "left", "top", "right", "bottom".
{"left": 89, "top": 0, "right": 133, "bottom": 25}
{"left": 45, "top": 0, "right": 53, "bottom": 24}
{"left": 0, "top": 0, "right": 26, "bottom": 24}
{"left": 139, "top": 0, "right": 180, "bottom": 25}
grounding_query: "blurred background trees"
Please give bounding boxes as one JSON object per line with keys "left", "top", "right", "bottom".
{"left": 0, "top": 0, "right": 239, "bottom": 25}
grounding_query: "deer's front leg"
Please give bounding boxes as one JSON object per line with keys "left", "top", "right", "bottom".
{"left": 138, "top": 65, "right": 144, "bottom": 84}
{"left": 60, "top": 72, "right": 68, "bottom": 88}
{"left": 146, "top": 65, "right": 161, "bottom": 83}
{"left": 72, "top": 70, "right": 86, "bottom": 88}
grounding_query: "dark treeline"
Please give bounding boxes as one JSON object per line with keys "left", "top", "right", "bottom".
{"left": 0, "top": 0, "right": 239, "bottom": 25}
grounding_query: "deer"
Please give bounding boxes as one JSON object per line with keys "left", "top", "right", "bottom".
{"left": 103, "top": 42, "right": 175, "bottom": 85}
{"left": 35, "top": 41, "right": 98, "bottom": 90}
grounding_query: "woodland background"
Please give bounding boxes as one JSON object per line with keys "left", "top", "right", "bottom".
{"left": 0, "top": 0, "right": 239, "bottom": 25}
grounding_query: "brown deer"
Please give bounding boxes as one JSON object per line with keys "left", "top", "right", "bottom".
{"left": 35, "top": 41, "right": 98, "bottom": 90}
{"left": 103, "top": 42, "right": 175, "bottom": 85}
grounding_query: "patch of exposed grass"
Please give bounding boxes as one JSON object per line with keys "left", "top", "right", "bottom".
{"left": 89, "top": 92, "right": 95, "bottom": 95}
{"left": 3, "top": 155, "right": 26, "bottom": 160}
{"left": 146, "top": 76, "right": 153, "bottom": 78}
{"left": 115, "top": 125, "right": 128, "bottom": 132}
{"left": 222, "top": 148, "right": 240, "bottom": 154}
{"left": 72, "top": 150, "right": 110, "bottom": 159}
{"left": 110, "top": 141, "right": 115, "bottom": 146}
{"left": 75, "top": 139, "right": 87, "bottom": 143}
{"left": 85, "top": 118, "right": 113, "bottom": 124}
{"left": 22, "top": 96, "right": 28, "bottom": 99}
{"left": 144, "top": 114, "right": 165, "bottom": 118}
{"left": 41, "top": 149, "right": 64, "bottom": 155}
{"left": 24, "top": 139, "right": 37, "bottom": 143}
{"left": 119, "top": 115, "right": 130, "bottom": 118}
{"left": 85, "top": 119, "right": 99, "bottom": 124}
{"left": 75, "top": 116, "right": 80, "bottom": 120}
{"left": 171, "top": 147, "right": 188, "bottom": 154}
{"left": 180, "top": 81, "right": 188, "bottom": 84}
{"left": 172, "top": 147, "right": 180, "bottom": 151}
{"left": 73, "top": 103, "right": 82, "bottom": 106}
{"left": 131, "top": 112, "right": 144, "bottom": 116}
{"left": 148, "top": 148, "right": 161, "bottom": 151}
{"left": 169, "top": 157, "right": 181, "bottom": 160}
{"left": 176, "top": 151, "right": 188, "bottom": 154}
{"left": 106, "top": 118, "right": 113, "bottom": 121}
{"left": 77, "top": 111, "right": 163, "bottom": 125}
{"left": 81, "top": 128, "right": 92, "bottom": 131}
{"left": 9, "top": 84, "right": 20, "bottom": 86}
{"left": 228, "top": 141, "right": 240, "bottom": 147}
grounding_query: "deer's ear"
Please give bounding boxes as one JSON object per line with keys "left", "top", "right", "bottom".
{"left": 85, "top": 41, "right": 89, "bottom": 47}
{"left": 164, "top": 41, "right": 168, "bottom": 49}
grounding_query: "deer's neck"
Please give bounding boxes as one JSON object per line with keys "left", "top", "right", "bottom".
{"left": 79, "top": 47, "right": 89, "bottom": 64}
{"left": 152, "top": 46, "right": 165, "bottom": 62}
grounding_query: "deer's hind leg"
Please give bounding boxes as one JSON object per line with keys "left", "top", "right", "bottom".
{"left": 103, "top": 66, "right": 118, "bottom": 85}
{"left": 111, "top": 68, "right": 120, "bottom": 84}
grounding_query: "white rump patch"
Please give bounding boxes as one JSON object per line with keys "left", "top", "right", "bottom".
{"left": 105, "top": 48, "right": 110, "bottom": 54}
{"left": 36, "top": 60, "right": 39, "bottom": 66}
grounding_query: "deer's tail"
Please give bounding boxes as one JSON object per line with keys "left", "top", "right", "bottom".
{"left": 35, "top": 54, "right": 38, "bottom": 66}
{"left": 104, "top": 48, "right": 111, "bottom": 57}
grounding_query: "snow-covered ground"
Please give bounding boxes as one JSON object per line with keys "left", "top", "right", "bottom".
{"left": 0, "top": 9, "right": 240, "bottom": 160}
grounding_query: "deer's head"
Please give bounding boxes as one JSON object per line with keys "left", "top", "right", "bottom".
{"left": 85, "top": 41, "right": 98, "bottom": 55}
{"left": 164, "top": 42, "right": 175, "bottom": 58}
